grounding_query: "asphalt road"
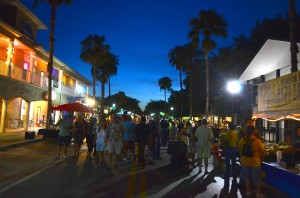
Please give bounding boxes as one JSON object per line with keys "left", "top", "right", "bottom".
{"left": 0, "top": 140, "right": 289, "bottom": 198}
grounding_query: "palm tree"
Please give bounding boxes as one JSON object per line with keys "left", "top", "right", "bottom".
{"left": 181, "top": 43, "right": 202, "bottom": 118}
{"left": 169, "top": 45, "right": 185, "bottom": 117}
{"left": 289, "top": 0, "right": 299, "bottom": 73}
{"left": 158, "top": 77, "right": 172, "bottom": 117}
{"left": 189, "top": 9, "right": 227, "bottom": 115}
{"left": 94, "top": 52, "right": 118, "bottom": 114}
{"left": 33, "top": 0, "right": 73, "bottom": 129}
{"left": 80, "top": 34, "right": 109, "bottom": 98}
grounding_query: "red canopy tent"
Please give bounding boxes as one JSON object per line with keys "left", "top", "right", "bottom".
{"left": 52, "top": 103, "right": 94, "bottom": 113}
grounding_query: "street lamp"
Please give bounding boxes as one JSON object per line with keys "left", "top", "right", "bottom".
{"left": 170, "top": 107, "right": 174, "bottom": 119}
{"left": 226, "top": 80, "right": 241, "bottom": 126}
{"left": 227, "top": 80, "right": 241, "bottom": 94}
{"left": 87, "top": 98, "right": 95, "bottom": 107}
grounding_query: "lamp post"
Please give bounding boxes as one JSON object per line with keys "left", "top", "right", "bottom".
{"left": 227, "top": 80, "right": 241, "bottom": 126}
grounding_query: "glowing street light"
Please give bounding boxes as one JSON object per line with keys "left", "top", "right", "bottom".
{"left": 227, "top": 80, "right": 241, "bottom": 94}
{"left": 87, "top": 98, "right": 95, "bottom": 106}
{"left": 226, "top": 80, "right": 241, "bottom": 125}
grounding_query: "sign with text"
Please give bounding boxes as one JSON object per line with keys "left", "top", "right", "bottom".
{"left": 258, "top": 71, "right": 300, "bottom": 111}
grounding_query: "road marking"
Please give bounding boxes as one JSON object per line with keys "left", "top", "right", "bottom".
{"left": 126, "top": 162, "right": 137, "bottom": 198}
{"left": 0, "top": 158, "right": 64, "bottom": 194}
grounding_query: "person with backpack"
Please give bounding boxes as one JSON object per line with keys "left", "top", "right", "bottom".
{"left": 238, "top": 125, "right": 266, "bottom": 198}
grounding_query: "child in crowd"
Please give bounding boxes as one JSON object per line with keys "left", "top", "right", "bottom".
{"left": 94, "top": 119, "right": 107, "bottom": 167}
{"left": 212, "top": 138, "right": 222, "bottom": 173}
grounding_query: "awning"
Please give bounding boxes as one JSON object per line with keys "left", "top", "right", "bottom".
{"left": 252, "top": 110, "right": 300, "bottom": 121}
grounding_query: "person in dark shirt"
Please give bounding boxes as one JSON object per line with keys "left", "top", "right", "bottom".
{"left": 134, "top": 116, "right": 151, "bottom": 168}
{"left": 177, "top": 119, "right": 185, "bottom": 132}
{"left": 160, "top": 117, "right": 169, "bottom": 146}
{"left": 213, "top": 124, "right": 220, "bottom": 139}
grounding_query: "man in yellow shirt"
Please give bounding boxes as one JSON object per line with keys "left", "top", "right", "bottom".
{"left": 238, "top": 126, "right": 266, "bottom": 198}
{"left": 224, "top": 122, "right": 238, "bottom": 181}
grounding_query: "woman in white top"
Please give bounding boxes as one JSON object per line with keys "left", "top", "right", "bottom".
{"left": 94, "top": 119, "right": 107, "bottom": 166}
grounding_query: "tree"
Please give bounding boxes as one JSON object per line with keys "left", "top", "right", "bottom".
{"left": 289, "top": 0, "right": 299, "bottom": 72}
{"left": 168, "top": 45, "right": 185, "bottom": 117}
{"left": 158, "top": 77, "right": 172, "bottom": 117}
{"left": 181, "top": 43, "right": 202, "bottom": 118}
{"left": 105, "top": 91, "right": 142, "bottom": 116}
{"left": 189, "top": 9, "right": 227, "bottom": 115}
{"left": 80, "top": 34, "right": 109, "bottom": 98}
{"left": 33, "top": 0, "right": 73, "bottom": 129}
{"left": 144, "top": 100, "right": 166, "bottom": 116}
{"left": 94, "top": 52, "right": 118, "bottom": 114}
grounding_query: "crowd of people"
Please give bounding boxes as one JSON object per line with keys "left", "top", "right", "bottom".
{"left": 54, "top": 113, "right": 267, "bottom": 198}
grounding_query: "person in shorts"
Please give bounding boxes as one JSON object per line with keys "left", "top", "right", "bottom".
{"left": 55, "top": 113, "right": 73, "bottom": 159}
{"left": 94, "top": 119, "right": 107, "bottom": 166}
{"left": 107, "top": 114, "right": 125, "bottom": 168}
{"left": 195, "top": 119, "right": 214, "bottom": 174}
{"left": 238, "top": 126, "right": 266, "bottom": 198}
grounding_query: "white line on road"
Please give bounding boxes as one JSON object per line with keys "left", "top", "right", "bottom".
{"left": 0, "top": 158, "right": 64, "bottom": 195}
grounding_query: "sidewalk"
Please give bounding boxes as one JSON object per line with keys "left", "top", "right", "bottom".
{"left": 0, "top": 128, "right": 43, "bottom": 150}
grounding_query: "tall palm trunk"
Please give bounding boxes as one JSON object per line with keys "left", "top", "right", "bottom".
{"left": 189, "top": 73, "right": 193, "bottom": 119}
{"left": 179, "top": 66, "right": 183, "bottom": 117}
{"left": 164, "top": 88, "right": 167, "bottom": 117}
{"left": 100, "top": 79, "right": 105, "bottom": 115}
{"left": 289, "top": 0, "right": 299, "bottom": 73}
{"left": 46, "top": 6, "right": 56, "bottom": 129}
{"left": 205, "top": 51, "right": 209, "bottom": 115}
{"left": 92, "top": 65, "right": 96, "bottom": 97}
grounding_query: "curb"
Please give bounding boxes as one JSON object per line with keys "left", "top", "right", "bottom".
{"left": 0, "top": 138, "right": 44, "bottom": 151}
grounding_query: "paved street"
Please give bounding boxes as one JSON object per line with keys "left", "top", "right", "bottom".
{"left": 0, "top": 138, "right": 291, "bottom": 198}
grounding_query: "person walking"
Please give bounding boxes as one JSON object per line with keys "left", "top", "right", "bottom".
{"left": 224, "top": 121, "right": 238, "bottom": 181}
{"left": 55, "top": 113, "right": 73, "bottom": 159}
{"left": 238, "top": 125, "right": 266, "bottom": 198}
{"left": 160, "top": 117, "right": 169, "bottom": 146}
{"left": 86, "top": 116, "right": 97, "bottom": 158}
{"left": 73, "top": 114, "right": 86, "bottom": 159}
{"left": 153, "top": 116, "right": 162, "bottom": 160}
{"left": 94, "top": 119, "right": 107, "bottom": 167}
{"left": 134, "top": 116, "right": 151, "bottom": 169}
{"left": 123, "top": 115, "right": 136, "bottom": 161}
{"left": 147, "top": 119, "right": 158, "bottom": 165}
{"left": 107, "top": 114, "right": 125, "bottom": 169}
{"left": 195, "top": 119, "right": 214, "bottom": 174}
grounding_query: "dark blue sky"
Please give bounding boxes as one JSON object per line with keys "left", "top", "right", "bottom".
{"left": 21, "top": 0, "right": 300, "bottom": 109}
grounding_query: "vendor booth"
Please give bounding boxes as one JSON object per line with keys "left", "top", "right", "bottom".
{"left": 239, "top": 39, "right": 300, "bottom": 198}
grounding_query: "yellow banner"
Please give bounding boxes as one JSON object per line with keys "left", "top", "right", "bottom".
{"left": 258, "top": 71, "right": 300, "bottom": 111}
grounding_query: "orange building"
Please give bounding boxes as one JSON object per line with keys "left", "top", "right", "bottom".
{"left": 0, "top": 0, "right": 92, "bottom": 133}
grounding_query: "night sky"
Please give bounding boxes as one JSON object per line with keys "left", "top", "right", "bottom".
{"left": 21, "top": 0, "right": 300, "bottom": 109}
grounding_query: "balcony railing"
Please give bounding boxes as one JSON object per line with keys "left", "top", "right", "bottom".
{"left": 0, "top": 61, "right": 79, "bottom": 97}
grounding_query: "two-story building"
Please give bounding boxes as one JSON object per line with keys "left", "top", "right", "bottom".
{"left": 0, "top": 0, "right": 92, "bottom": 133}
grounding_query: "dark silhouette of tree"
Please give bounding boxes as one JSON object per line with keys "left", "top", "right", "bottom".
{"left": 105, "top": 91, "right": 142, "bottom": 116}
{"left": 158, "top": 77, "right": 172, "bottom": 117}
{"left": 169, "top": 45, "right": 185, "bottom": 117}
{"left": 144, "top": 100, "right": 166, "bottom": 116}
{"left": 94, "top": 52, "right": 118, "bottom": 114}
{"left": 80, "top": 34, "right": 109, "bottom": 98}
{"left": 189, "top": 9, "right": 227, "bottom": 115}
